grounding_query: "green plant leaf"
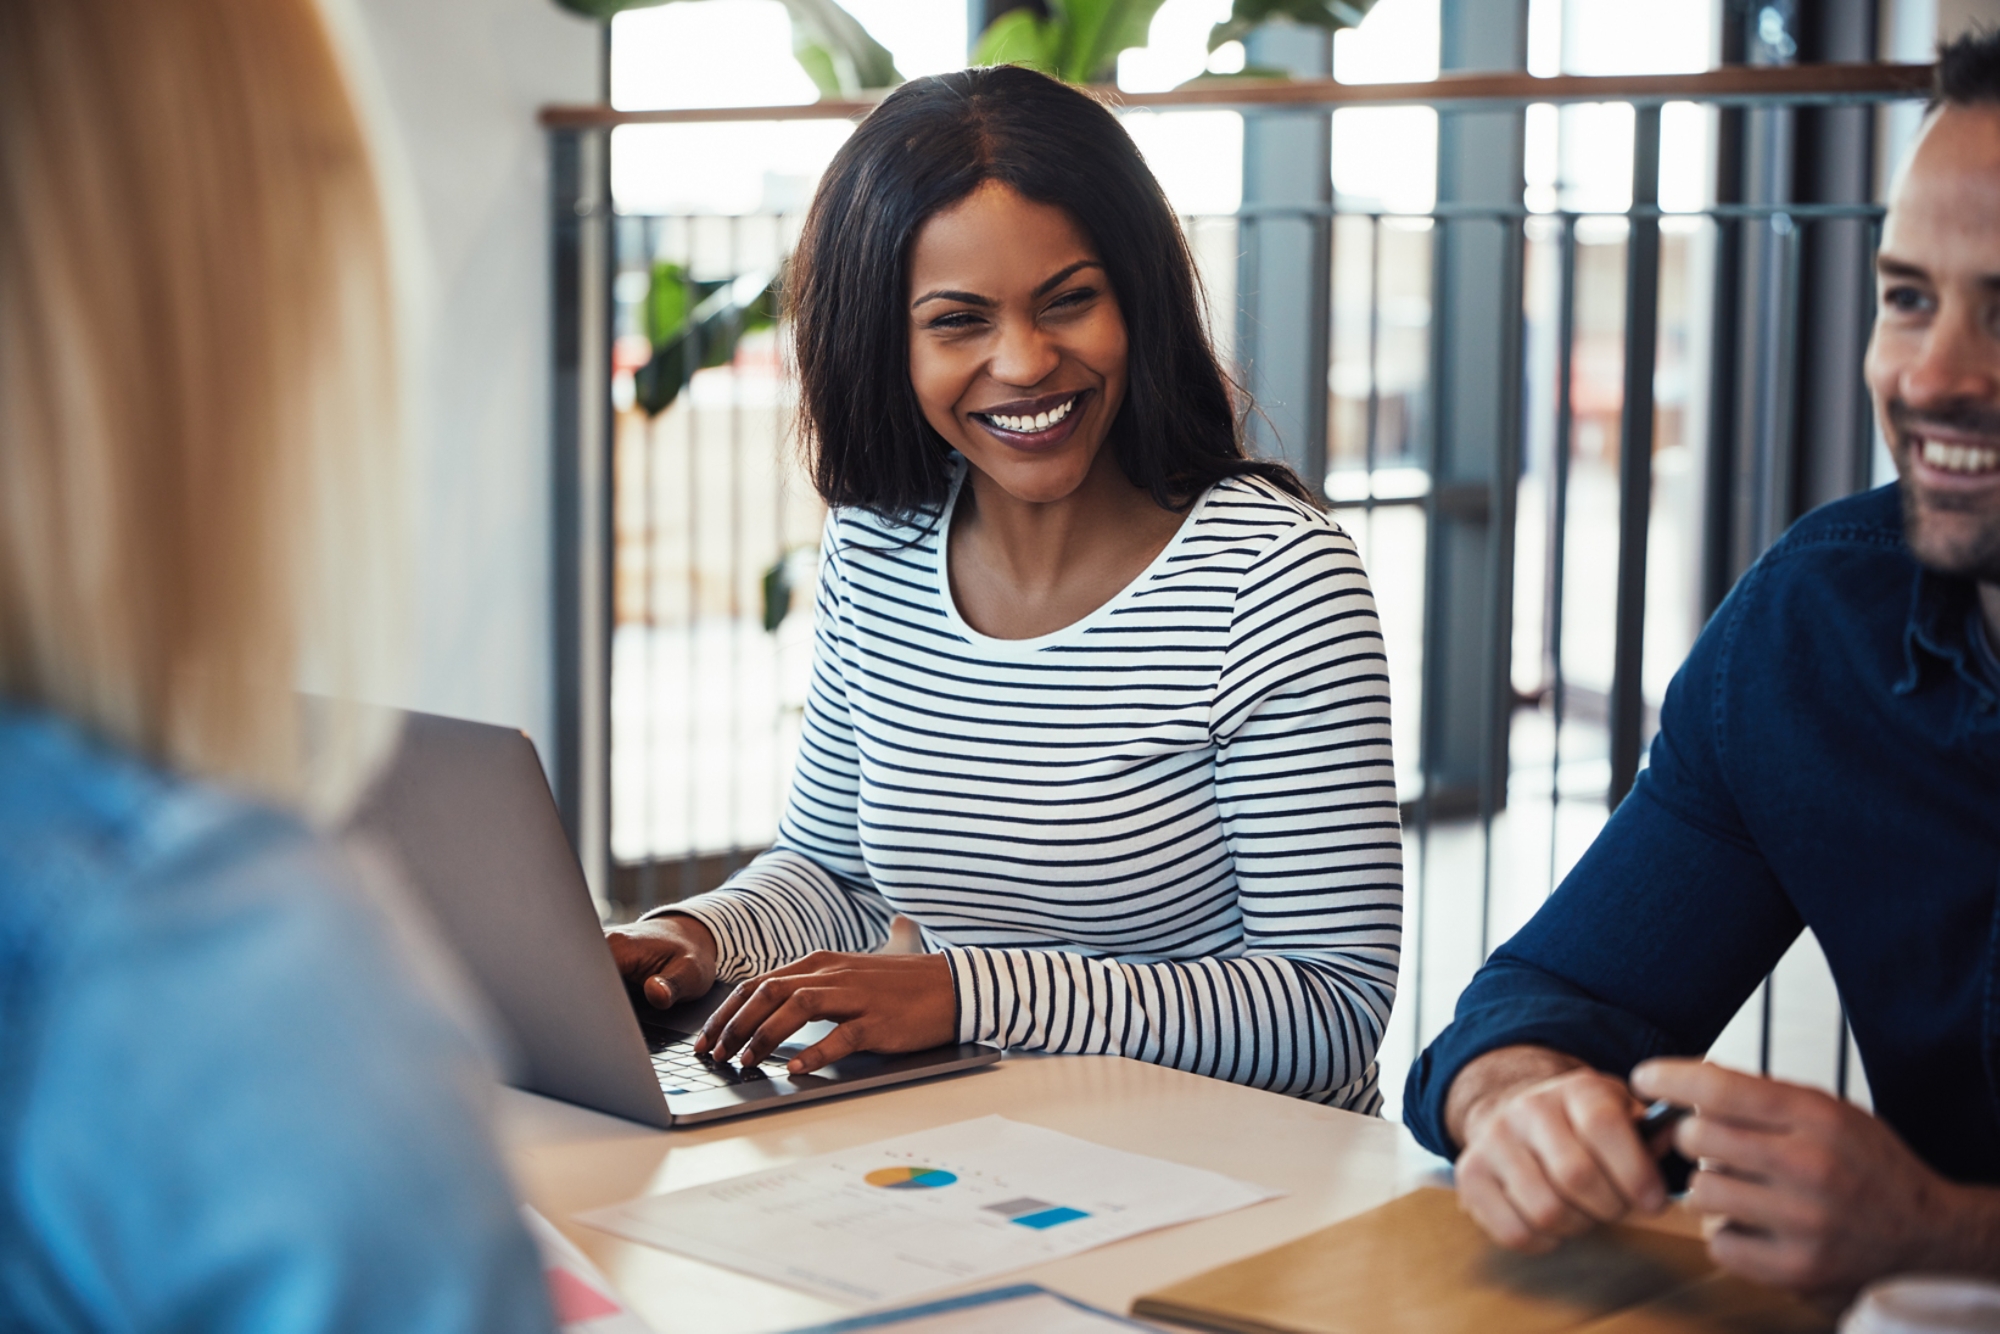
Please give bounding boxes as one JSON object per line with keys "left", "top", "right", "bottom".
{"left": 972, "top": 7, "right": 1064, "bottom": 75}
{"left": 633, "top": 338, "right": 692, "bottom": 416}
{"left": 1055, "top": 0, "right": 1172, "bottom": 85}
{"left": 761, "top": 556, "right": 794, "bottom": 632}
{"left": 551, "top": 0, "right": 659, "bottom": 18}
{"left": 1208, "top": 0, "right": 1378, "bottom": 51}
{"left": 973, "top": 0, "right": 1183, "bottom": 87}
{"left": 793, "top": 40, "right": 845, "bottom": 98}
{"left": 643, "top": 261, "right": 691, "bottom": 348}
{"left": 774, "top": 0, "right": 900, "bottom": 93}
{"left": 633, "top": 268, "right": 780, "bottom": 417}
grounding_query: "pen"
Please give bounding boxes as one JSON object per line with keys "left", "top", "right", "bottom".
{"left": 1636, "top": 1099, "right": 1694, "bottom": 1195}
{"left": 1636, "top": 1098, "right": 1691, "bottom": 1143}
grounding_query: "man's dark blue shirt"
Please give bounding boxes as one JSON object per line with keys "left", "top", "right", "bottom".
{"left": 1403, "top": 484, "right": 2000, "bottom": 1184}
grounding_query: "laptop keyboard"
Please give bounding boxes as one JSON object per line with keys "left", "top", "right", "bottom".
{"left": 649, "top": 1039, "right": 773, "bottom": 1095}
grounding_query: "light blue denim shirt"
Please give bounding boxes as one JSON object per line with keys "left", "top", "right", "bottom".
{"left": 0, "top": 704, "right": 556, "bottom": 1332}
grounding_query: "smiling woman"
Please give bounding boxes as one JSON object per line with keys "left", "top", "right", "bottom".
{"left": 792, "top": 65, "right": 1309, "bottom": 518}
{"left": 607, "top": 66, "right": 1404, "bottom": 1112}
{"left": 910, "top": 180, "right": 1176, "bottom": 639}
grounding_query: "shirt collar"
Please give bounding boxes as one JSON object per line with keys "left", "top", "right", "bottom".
{"left": 1898, "top": 565, "right": 1998, "bottom": 701}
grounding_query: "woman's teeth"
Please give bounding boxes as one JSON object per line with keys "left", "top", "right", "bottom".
{"left": 985, "top": 397, "right": 1075, "bottom": 434}
{"left": 1920, "top": 438, "right": 2000, "bottom": 475}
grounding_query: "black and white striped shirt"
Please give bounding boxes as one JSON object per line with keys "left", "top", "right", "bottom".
{"left": 671, "top": 470, "right": 1403, "bottom": 1111}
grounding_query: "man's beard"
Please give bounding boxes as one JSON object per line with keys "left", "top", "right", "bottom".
{"left": 1887, "top": 398, "right": 2000, "bottom": 584}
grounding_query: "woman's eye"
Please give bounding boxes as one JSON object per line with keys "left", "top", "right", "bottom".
{"left": 926, "top": 311, "right": 984, "bottom": 331}
{"left": 1045, "top": 287, "right": 1097, "bottom": 315}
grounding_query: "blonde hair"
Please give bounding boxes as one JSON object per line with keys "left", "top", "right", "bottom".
{"left": 0, "top": 0, "right": 405, "bottom": 815}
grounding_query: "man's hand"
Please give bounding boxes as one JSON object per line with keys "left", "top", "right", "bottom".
{"left": 696, "top": 951, "right": 956, "bottom": 1075}
{"left": 604, "top": 914, "right": 719, "bottom": 1010}
{"left": 1450, "top": 1046, "right": 1671, "bottom": 1252}
{"left": 1635, "top": 1059, "right": 1999, "bottom": 1299}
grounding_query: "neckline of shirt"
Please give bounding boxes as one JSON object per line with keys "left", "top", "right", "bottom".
{"left": 930, "top": 461, "right": 1221, "bottom": 655}
{"left": 1967, "top": 603, "right": 2000, "bottom": 695}
{"left": 1901, "top": 565, "right": 2000, "bottom": 703}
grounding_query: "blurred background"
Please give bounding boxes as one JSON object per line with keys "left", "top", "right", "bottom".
{"left": 340, "top": 0, "right": 1998, "bottom": 1118}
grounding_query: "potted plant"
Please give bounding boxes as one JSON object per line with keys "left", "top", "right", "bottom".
{"left": 971, "top": 0, "right": 1380, "bottom": 86}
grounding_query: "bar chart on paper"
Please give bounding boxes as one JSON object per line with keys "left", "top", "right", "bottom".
{"left": 576, "top": 1116, "right": 1281, "bottom": 1306}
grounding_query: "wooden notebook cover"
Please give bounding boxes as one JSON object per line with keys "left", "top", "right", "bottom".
{"left": 1130, "top": 1187, "right": 1817, "bottom": 1334}
{"left": 1570, "top": 1272, "right": 1834, "bottom": 1334}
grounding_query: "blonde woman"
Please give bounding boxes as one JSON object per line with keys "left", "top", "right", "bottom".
{"left": 0, "top": 1, "right": 554, "bottom": 1329}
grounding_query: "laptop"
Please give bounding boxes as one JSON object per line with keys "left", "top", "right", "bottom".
{"left": 346, "top": 708, "right": 1000, "bottom": 1128}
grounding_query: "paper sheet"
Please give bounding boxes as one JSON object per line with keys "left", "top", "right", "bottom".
{"left": 576, "top": 1115, "right": 1281, "bottom": 1306}
{"left": 776, "top": 1283, "right": 1158, "bottom": 1332}
{"left": 525, "top": 1204, "right": 655, "bottom": 1334}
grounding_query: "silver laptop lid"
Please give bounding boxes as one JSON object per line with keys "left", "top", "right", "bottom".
{"left": 348, "top": 709, "right": 674, "bottom": 1129}
{"left": 349, "top": 707, "right": 1002, "bottom": 1129}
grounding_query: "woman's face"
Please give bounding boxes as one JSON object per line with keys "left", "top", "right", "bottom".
{"left": 906, "top": 181, "right": 1129, "bottom": 505}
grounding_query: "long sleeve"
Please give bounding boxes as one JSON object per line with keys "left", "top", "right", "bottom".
{"left": 1401, "top": 561, "right": 1802, "bottom": 1158}
{"left": 665, "top": 528, "right": 895, "bottom": 981}
{"left": 941, "top": 521, "right": 1403, "bottom": 1111}
{"left": 3, "top": 804, "right": 555, "bottom": 1334}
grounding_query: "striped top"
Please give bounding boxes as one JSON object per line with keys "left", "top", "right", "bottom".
{"left": 670, "top": 469, "right": 1403, "bottom": 1111}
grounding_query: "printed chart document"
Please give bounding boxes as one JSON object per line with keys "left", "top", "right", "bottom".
{"left": 576, "top": 1115, "right": 1281, "bottom": 1306}
{"left": 776, "top": 1284, "right": 1155, "bottom": 1332}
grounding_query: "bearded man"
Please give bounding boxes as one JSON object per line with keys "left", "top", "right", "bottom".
{"left": 1404, "top": 31, "right": 2000, "bottom": 1300}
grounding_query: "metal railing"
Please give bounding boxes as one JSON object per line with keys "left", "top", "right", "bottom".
{"left": 547, "top": 64, "right": 1929, "bottom": 1114}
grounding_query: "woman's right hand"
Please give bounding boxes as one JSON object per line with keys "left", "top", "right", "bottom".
{"left": 605, "top": 915, "right": 720, "bottom": 1010}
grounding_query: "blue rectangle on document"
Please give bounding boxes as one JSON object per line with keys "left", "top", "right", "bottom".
{"left": 1010, "top": 1206, "right": 1088, "bottom": 1230}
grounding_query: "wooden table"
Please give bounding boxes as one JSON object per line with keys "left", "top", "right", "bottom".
{"left": 500, "top": 1053, "right": 1450, "bottom": 1333}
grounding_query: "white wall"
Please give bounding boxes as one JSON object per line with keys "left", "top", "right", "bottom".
{"left": 1941, "top": 0, "right": 2000, "bottom": 40}
{"left": 1885, "top": 0, "right": 2000, "bottom": 61}
{"left": 343, "top": 0, "right": 601, "bottom": 760}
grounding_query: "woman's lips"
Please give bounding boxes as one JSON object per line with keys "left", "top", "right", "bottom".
{"left": 970, "top": 390, "right": 1089, "bottom": 452}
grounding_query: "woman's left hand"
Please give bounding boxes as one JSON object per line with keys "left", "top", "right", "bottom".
{"left": 695, "top": 951, "right": 957, "bottom": 1075}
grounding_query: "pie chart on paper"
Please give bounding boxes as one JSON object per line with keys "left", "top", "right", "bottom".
{"left": 865, "top": 1166, "right": 958, "bottom": 1190}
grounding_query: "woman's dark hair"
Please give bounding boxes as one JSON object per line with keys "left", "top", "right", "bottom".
{"left": 788, "top": 64, "right": 1314, "bottom": 516}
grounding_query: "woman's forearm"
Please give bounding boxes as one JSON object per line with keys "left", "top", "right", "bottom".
{"left": 942, "top": 945, "right": 1390, "bottom": 1105}
{"left": 665, "top": 848, "right": 893, "bottom": 980}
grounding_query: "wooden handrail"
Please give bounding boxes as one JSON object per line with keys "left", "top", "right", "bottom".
{"left": 540, "top": 61, "right": 1933, "bottom": 129}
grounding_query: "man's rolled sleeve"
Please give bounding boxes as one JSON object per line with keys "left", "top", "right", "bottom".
{"left": 1402, "top": 961, "right": 1685, "bottom": 1158}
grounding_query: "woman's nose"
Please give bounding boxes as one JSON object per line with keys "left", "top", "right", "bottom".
{"left": 989, "top": 316, "right": 1060, "bottom": 388}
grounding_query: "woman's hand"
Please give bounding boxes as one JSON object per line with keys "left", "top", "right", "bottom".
{"left": 696, "top": 951, "right": 957, "bottom": 1075}
{"left": 604, "top": 915, "right": 719, "bottom": 1010}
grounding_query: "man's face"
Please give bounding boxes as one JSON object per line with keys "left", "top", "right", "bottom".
{"left": 1865, "top": 104, "right": 2000, "bottom": 583}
